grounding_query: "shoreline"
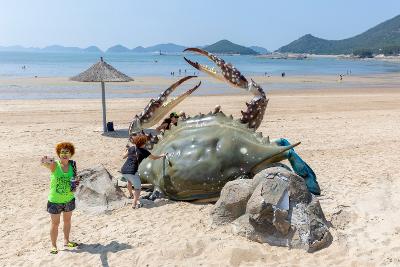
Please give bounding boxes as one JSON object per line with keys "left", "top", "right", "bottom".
{"left": 1, "top": 73, "right": 399, "bottom": 101}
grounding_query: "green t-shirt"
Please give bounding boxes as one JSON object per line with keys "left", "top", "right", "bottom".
{"left": 48, "top": 160, "right": 75, "bottom": 204}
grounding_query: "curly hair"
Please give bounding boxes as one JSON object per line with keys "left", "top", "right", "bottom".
{"left": 55, "top": 142, "right": 75, "bottom": 157}
{"left": 131, "top": 135, "right": 148, "bottom": 147}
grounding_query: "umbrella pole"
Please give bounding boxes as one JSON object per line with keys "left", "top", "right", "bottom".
{"left": 101, "top": 81, "right": 107, "bottom": 133}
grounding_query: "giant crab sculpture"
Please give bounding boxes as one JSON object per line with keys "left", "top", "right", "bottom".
{"left": 128, "top": 48, "right": 320, "bottom": 200}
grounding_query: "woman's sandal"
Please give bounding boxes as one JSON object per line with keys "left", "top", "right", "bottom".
{"left": 50, "top": 247, "right": 58, "bottom": 254}
{"left": 64, "top": 241, "right": 79, "bottom": 248}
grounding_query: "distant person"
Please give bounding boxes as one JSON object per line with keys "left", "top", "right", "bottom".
{"left": 172, "top": 72, "right": 175, "bottom": 77}
{"left": 281, "top": 72, "right": 286, "bottom": 78}
{"left": 264, "top": 72, "right": 267, "bottom": 76}
{"left": 156, "top": 112, "right": 179, "bottom": 132}
{"left": 184, "top": 69, "right": 187, "bottom": 75}
{"left": 179, "top": 69, "right": 181, "bottom": 76}
{"left": 339, "top": 74, "right": 343, "bottom": 81}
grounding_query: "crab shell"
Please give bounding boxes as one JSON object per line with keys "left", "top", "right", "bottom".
{"left": 138, "top": 113, "right": 297, "bottom": 200}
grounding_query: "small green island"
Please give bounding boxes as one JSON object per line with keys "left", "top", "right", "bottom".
{"left": 203, "top": 40, "right": 259, "bottom": 55}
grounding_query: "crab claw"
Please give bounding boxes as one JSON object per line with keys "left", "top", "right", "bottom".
{"left": 184, "top": 48, "right": 252, "bottom": 91}
{"left": 129, "top": 76, "right": 201, "bottom": 135}
{"left": 184, "top": 48, "right": 268, "bottom": 130}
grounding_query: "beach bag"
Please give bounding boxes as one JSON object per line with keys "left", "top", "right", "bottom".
{"left": 69, "top": 160, "right": 78, "bottom": 191}
{"left": 69, "top": 160, "right": 77, "bottom": 178}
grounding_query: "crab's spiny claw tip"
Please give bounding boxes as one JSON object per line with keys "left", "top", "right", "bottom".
{"left": 184, "top": 48, "right": 249, "bottom": 89}
{"left": 175, "top": 75, "right": 197, "bottom": 85}
{"left": 183, "top": 57, "right": 200, "bottom": 71}
{"left": 183, "top": 47, "right": 210, "bottom": 56}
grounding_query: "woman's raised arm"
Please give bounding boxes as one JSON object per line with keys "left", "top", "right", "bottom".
{"left": 41, "top": 156, "right": 56, "bottom": 172}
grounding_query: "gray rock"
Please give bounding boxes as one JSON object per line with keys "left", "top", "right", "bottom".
{"left": 210, "top": 179, "right": 253, "bottom": 225}
{"left": 289, "top": 170, "right": 311, "bottom": 204}
{"left": 232, "top": 214, "right": 291, "bottom": 247}
{"left": 290, "top": 197, "right": 332, "bottom": 252}
{"left": 247, "top": 174, "right": 289, "bottom": 225}
{"left": 251, "top": 165, "right": 292, "bottom": 190}
{"left": 306, "top": 198, "right": 333, "bottom": 252}
{"left": 75, "top": 165, "right": 128, "bottom": 213}
{"left": 273, "top": 208, "right": 290, "bottom": 235}
{"left": 219, "top": 166, "right": 331, "bottom": 252}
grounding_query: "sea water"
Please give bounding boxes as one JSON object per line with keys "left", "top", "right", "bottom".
{"left": 0, "top": 51, "right": 399, "bottom": 100}
{"left": 2, "top": 51, "right": 400, "bottom": 77}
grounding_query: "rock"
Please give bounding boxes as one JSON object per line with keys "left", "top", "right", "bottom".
{"left": 232, "top": 214, "right": 290, "bottom": 247}
{"left": 251, "top": 165, "right": 292, "bottom": 190}
{"left": 288, "top": 170, "right": 311, "bottom": 204}
{"left": 273, "top": 209, "right": 290, "bottom": 235}
{"left": 218, "top": 166, "right": 331, "bottom": 252}
{"left": 306, "top": 198, "right": 333, "bottom": 252}
{"left": 290, "top": 197, "right": 333, "bottom": 252}
{"left": 240, "top": 172, "right": 292, "bottom": 245}
{"left": 75, "top": 165, "right": 128, "bottom": 213}
{"left": 210, "top": 179, "right": 253, "bottom": 225}
{"left": 246, "top": 173, "right": 289, "bottom": 226}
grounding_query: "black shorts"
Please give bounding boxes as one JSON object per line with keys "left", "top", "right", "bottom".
{"left": 47, "top": 198, "right": 75, "bottom": 214}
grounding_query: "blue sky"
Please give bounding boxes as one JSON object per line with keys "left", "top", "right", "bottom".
{"left": 0, "top": 0, "right": 399, "bottom": 50}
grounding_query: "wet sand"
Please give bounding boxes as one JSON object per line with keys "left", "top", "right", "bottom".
{"left": 1, "top": 73, "right": 400, "bottom": 99}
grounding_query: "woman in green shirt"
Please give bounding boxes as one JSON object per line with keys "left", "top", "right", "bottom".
{"left": 41, "top": 142, "right": 79, "bottom": 254}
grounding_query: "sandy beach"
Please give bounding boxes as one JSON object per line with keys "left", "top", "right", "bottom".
{"left": 1, "top": 74, "right": 400, "bottom": 266}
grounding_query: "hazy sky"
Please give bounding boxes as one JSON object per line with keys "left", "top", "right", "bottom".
{"left": 1, "top": 0, "right": 399, "bottom": 50}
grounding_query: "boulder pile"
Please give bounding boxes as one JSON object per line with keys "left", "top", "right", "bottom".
{"left": 211, "top": 166, "right": 332, "bottom": 252}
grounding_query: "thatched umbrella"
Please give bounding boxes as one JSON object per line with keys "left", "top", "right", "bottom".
{"left": 71, "top": 57, "right": 133, "bottom": 132}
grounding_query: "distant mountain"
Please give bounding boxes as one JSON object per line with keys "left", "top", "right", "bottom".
{"left": 0, "top": 45, "right": 103, "bottom": 53}
{"left": 131, "top": 46, "right": 147, "bottom": 53}
{"left": 0, "top": 41, "right": 265, "bottom": 55}
{"left": 42, "top": 45, "right": 82, "bottom": 53}
{"left": 249, "top": 46, "right": 270, "bottom": 54}
{"left": 131, "top": 43, "right": 187, "bottom": 53}
{"left": 106, "top": 45, "right": 131, "bottom": 53}
{"left": 204, "top": 40, "right": 258, "bottom": 55}
{"left": 278, "top": 14, "right": 400, "bottom": 54}
{"left": 83, "top": 46, "right": 102, "bottom": 53}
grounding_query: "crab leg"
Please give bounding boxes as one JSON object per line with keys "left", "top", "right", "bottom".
{"left": 129, "top": 76, "right": 201, "bottom": 135}
{"left": 184, "top": 48, "right": 268, "bottom": 130}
